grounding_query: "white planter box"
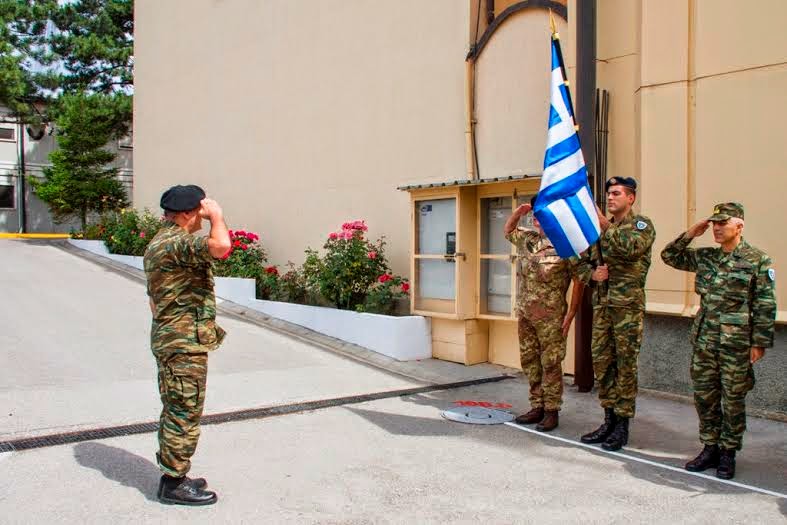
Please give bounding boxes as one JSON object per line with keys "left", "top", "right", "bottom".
{"left": 68, "top": 238, "right": 109, "bottom": 256}
{"left": 246, "top": 299, "right": 432, "bottom": 362}
{"left": 67, "top": 239, "right": 145, "bottom": 270}
{"left": 214, "top": 277, "right": 256, "bottom": 306}
{"left": 67, "top": 238, "right": 432, "bottom": 361}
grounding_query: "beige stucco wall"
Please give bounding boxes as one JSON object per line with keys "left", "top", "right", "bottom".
{"left": 595, "top": 0, "right": 787, "bottom": 320}
{"left": 134, "top": 0, "right": 470, "bottom": 275}
{"left": 474, "top": 10, "right": 569, "bottom": 179}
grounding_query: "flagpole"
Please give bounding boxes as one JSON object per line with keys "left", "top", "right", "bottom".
{"left": 549, "top": 10, "right": 604, "bottom": 268}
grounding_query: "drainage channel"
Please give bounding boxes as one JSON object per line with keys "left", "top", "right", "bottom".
{"left": 0, "top": 375, "right": 513, "bottom": 453}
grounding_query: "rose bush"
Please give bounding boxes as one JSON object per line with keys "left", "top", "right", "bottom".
{"left": 303, "top": 220, "right": 408, "bottom": 312}
{"left": 212, "top": 229, "right": 269, "bottom": 298}
{"left": 75, "top": 208, "right": 163, "bottom": 256}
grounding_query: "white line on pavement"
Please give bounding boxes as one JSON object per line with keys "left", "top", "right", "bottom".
{"left": 505, "top": 422, "right": 787, "bottom": 500}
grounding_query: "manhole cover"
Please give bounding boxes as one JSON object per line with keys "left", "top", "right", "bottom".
{"left": 441, "top": 406, "right": 515, "bottom": 425}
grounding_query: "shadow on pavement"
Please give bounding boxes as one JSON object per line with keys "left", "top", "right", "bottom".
{"left": 73, "top": 442, "right": 159, "bottom": 502}
{"left": 344, "top": 406, "right": 468, "bottom": 437}
{"left": 393, "top": 384, "right": 787, "bottom": 504}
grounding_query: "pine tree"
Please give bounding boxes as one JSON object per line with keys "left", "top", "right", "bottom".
{"left": 30, "top": 93, "right": 129, "bottom": 229}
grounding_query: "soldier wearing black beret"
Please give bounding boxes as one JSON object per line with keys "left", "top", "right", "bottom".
{"left": 143, "top": 185, "right": 231, "bottom": 506}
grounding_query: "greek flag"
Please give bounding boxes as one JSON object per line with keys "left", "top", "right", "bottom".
{"left": 533, "top": 36, "right": 600, "bottom": 258}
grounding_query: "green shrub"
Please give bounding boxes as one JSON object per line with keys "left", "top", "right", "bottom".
{"left": 306, "top": 220, "right": 408, "bottom": 312}
{"left": 100, "top": 208, "right": 163, "bottom": 255}
{"left": 211, "top": 229, "right": 269, "bottom": 298}
{"left": 357, "top": 273, "right": 410, "bottom": 315}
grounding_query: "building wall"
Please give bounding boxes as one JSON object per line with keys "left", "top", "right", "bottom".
{"left": 0, "top": 112, "right": 133, "bottom": 233}
{"left": 593, "top": 0, "right": 787, "bottom": 414}
{"left": 134, "top": 0, "right": 471, "bottom": 275}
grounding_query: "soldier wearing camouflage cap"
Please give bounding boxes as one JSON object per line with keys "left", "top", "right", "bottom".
{"left": 143, "top": 184, "right": 231, "bottom": 505}
{"left": 579, "top": 177, "right": 656, "bottom": 451}
{"left": 661, "top": 202, "right": 776, "bottom": 480}
{"left": 504, "top": 196, "right": 588, "bottom": 432}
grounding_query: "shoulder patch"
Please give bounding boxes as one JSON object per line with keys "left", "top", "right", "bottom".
{"left": 768, "top": 268, "right": 775, "bottom": 281}
{"left": 636, "top": 220, "right": 648, "bottom": 230}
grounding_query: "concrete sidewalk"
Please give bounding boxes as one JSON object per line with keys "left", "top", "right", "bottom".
{"left": 1, "top": 239, "right": 785, "bottom": 523}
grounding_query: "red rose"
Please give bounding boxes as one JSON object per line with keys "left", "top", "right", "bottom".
{"left": 401, "top": 282, "right": 410, "bottom": 293}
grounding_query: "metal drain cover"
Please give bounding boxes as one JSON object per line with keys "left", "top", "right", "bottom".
{"left": 441, "top": 406, "right": 515, "bottom": 425}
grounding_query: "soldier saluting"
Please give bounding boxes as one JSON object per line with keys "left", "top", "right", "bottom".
{"left": 144, "top": 185, "right": 231, "bottom": 505}
{"left": 504, "top": 196, "right": 587, "bottom": 432}
{"left": 661, "top": 202, "right": 776, "bottom": 480}
{"left": 579, "top": 177, "right": 655, "bottom": 451}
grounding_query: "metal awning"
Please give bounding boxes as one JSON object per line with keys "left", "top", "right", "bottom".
{"left": 397, "top": 173, "right": 540, "bottom": 191}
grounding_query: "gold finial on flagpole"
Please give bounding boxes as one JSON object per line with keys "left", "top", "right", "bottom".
{"left": 549, "top": 9, "right": 558, "bottom": 38}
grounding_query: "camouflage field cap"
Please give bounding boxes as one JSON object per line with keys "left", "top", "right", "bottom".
{"left": 708, "top": 202, "right": 744, "bottom": 222}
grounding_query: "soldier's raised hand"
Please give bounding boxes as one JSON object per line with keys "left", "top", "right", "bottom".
{"left": 515, "top": 203, "right": 532, "bottom": 217}
{"left": 686, "top": 219, "right": 710, "bottom": 239}
{"left": 595, "top": 205, "right": 611, "bottom": 231}
{"left": 199, "top": 198, "right": 224, "bottom": 221}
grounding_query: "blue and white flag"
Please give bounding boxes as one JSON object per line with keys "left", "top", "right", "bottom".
{"left": 533, "top": 36, "right": 600, "bottom": 258}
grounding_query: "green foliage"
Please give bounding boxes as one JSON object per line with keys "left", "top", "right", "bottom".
{"left": 357, "top": 274, "right": 410, "bottom": 315}
{"left": 0, "top": 0, "right": 55, "bottom": 121}
{"left": 30, "top": 93, "right": 129, "bottom": 228}
{"left": 212, "top": 229, "right": 269, "bottom": 298}
{"left": 0, "top": 0, "right": 132, "bottom": 130}
{"left": 306, "top": 220, "right": 408, "bottom": 313}
{"left": 100, "top": 208, "right": 162, "bottom": 256}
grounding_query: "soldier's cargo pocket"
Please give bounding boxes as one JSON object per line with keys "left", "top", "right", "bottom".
{"left": 726, "top": 364, "right": 755, "bottom": 398}
{"left": 719, "top": 312, "right": 750, "bottom": 348}
{"left": 163, "top": 353, "right": 207, "bottom": 410}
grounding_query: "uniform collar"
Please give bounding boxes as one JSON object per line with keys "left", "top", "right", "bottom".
{"left": 611, "top": 210, "right": 635, "bottom": 225}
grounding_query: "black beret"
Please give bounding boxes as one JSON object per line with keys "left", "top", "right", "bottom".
{"left": 160, "top": 184, "right": 205, "bottom": 212}
{"left": 605, "top": 177, "right": 637, "bottom": 192}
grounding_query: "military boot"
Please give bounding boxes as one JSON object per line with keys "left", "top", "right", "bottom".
{"left": 580, "top": 408, "right": 616, "bottom": 444}
{"left": 601, "top": 417, "right": 629, "bottom": 451}
{"left": 716, "top": 449, "right": 736, "bottom": 480}
{"left": 156, "top": 476, "right": 207, "bottom": 499}
{"left": 158, "top": 475, "right": 218, "bottom": 506}
{"left": 536, "top": 410, "right": 559, "bottom": 432}
{"left": 684, "top": 445, "right": 720, "bottom": 472}
{"left": 514, "top": 407, "right": 544, "bottom": 425}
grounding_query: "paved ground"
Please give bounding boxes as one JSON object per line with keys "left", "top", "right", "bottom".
{"left": 1, "top": 239, "right": 785, "bottom": 523}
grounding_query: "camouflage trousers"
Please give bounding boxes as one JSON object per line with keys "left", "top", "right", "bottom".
{"left": 591, "top": 306, "right": 644, "bottom": 418}
{"left": 691, "top": 341, "right": 754, "bottom": 451}
{"left": 518, "top": 316, "right": 566, "bottom": 411}
{"left": 155, "top": 352, "right": 208, "bottom": 477}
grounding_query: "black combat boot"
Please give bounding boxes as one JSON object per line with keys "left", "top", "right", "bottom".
{"left": 601, "top": 417, "right": 629, "bottom": 451}
{"left": 716, "top": 448, "right": 736, "bottom": 480}
{"left": 536, "top": 410, "right": 559, "bottom": 432}
{"left": 158, "top": 475, "right": 218, "bottom": 506}
{"left": 580, "top": 408, "right": 616, "bottom": 444}
{"left": 156, "top": 476, "right": 207, "bottom": 499}
{"left": 515, "top": 407, "right": 544, "bottom": 425}
{"left": 685, "top": 444, "right": 720, "bottom": 472}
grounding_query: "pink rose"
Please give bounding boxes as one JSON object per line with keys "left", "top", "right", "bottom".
{"left": 139, "top": 232, "right": 145, "bottom": 238}
{"left": 367, "top": 251, "right": 377, "bottom": 259}
{"left": 329, "top": 232, "right": 339, "bottom": 240}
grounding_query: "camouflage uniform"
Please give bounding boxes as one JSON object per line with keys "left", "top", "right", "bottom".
{"left": 584, "top": 211, "right": 655, "bottom": 419}
{"left": 144, "top": 222, "right": 226, "bottom": 477}
{"left": 508, "top": 228, "right": 588, "bottom": 411}
{"left": 661, "top": 234, "right": 775, "bottom": 450}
